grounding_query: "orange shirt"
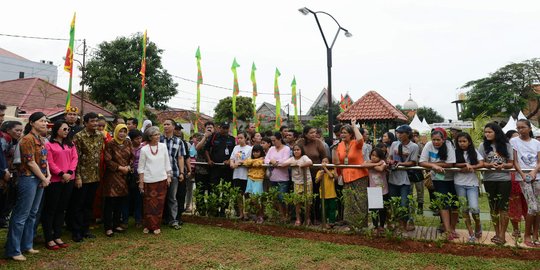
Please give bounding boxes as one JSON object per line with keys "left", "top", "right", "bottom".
{"left": 336, "top": 139, "right": 368, "bottom": 183}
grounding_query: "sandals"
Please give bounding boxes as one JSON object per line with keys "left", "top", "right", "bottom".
{"left": 54, "top": 240, "right": 69, "bottom": 248}
{"left": 491, "top": 236, "right": 506, "bottom": 245}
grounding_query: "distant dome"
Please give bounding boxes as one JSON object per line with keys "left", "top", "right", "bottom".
{"left": 403, "top": 96, "right": 418, "bottom": 110}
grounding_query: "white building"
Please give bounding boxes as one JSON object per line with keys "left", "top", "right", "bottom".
{"left": 0, "top": 47, "right": 58, "bottom": 85}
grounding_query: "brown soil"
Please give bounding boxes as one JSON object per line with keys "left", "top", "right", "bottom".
{"left": 183, "top": 215, "right": 540, "bottom": 261}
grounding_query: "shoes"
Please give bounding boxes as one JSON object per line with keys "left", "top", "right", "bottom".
{"left": 24, "top": 248, "right": 39, "bottom": 254}
{"left": 11, "top": 255, "right": 26, "bottom": 261}
{"left": 468, "top": 236, "right": 476, "bottom": 243}
{"left": 72, "top": 234, "right": 84, "bottom": 243}
{"left": 178, "top": 219, "right": 184, "bottom": 226}
{"left": 143, "top": 228, "right": 149, "bottom": 234}
{"left": 135, "top": 222, "right": 143, "bottom": 229}
{"left": 153, "top": 229, "right": 161, "bottom": 235}
{"left": 114, "top": 227, "right": 125, "bottom": 233}
{"left": 46, "top": 242, "right": 60, "bottom": 251}
{"left": 84, "top": 233, "right": 96, "bottom": 239}
{"left": 54, "top": 240, "right": 69, "bottom": 248}
{"left": 105, "top": 230, "right": 114, "bottom": 237}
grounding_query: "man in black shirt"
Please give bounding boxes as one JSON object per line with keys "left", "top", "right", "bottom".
{"left": 65, "top": 107, "right": 83, "bottom": 140}
{"left": 205, "top": 122, "right": 236, "bottom": 189}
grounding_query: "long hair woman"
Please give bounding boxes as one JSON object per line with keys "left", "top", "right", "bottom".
{"left": 42, "top": 120, "right": 78, "bottom": 250}
{"left": 5, "top": 112, "right": 50, "bottom": 261}
{"left": 510, "top": 119, "right": 540, "bottom": 247}
{"left": 137, "top": 126, "right": 172, "bottom": 235}
{"left": 478, "top": 122, "right": 513, "bottom": 245}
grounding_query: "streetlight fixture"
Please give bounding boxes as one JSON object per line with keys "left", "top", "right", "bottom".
{"left": 298, "top": 7, "right": 351, "bottom": 142}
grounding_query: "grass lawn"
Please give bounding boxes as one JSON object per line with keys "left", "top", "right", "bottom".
{"left": 0, "top": 223, "right": 537, "bottom": 270}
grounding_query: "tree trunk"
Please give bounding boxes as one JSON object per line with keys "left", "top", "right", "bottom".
{"left": 526, "top": 96, "right": 540, "bottom": 119}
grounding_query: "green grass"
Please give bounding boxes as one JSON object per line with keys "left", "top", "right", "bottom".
{"left": 0, "top": 223, "right": 536, "bottom": 270}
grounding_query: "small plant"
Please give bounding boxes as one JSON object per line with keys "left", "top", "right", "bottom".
{"left": 261, "top": 187, "right": 281, "bottom": 222}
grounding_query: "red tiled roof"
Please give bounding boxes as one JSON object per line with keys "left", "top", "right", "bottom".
{"left": 0, "top": 47, "right": 28, "bottom": 61}
{"left": 154, "top": 108, "right": 213, "bottom": 132}
{"left": 0, "top": 78, "right": 114, "bottom": 118}
{"left": 337, "top": 90, "right": 408, "bottom": 122}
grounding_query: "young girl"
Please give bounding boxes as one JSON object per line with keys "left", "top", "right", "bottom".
{"left": 506, "top": 130, "right": 527, "bottom": 238}
{"left": 366, "top": 148, "right": 388, "bottom": 234}
{"left": 281, "top": 144, "right": 313, "bottom": 226}
{"left": 510, "top": 119, "right": 540, "bottom": 247}
{"left": 454, "top": 132, "right": 484, "bottom": 242}
{"left": 315, "top": 157, "right": 338, "bottom": 228}
{"left": 230, "top": 132, "right": 252, "bottom": 220}
{"left": 419, "top": 128, "right": 458, "bottom": 240}
{"left": 478, "top": 123, "right": 513, "bottom": 245}
{"left": 243, "top": 145, "right": 266, "bottom": 223}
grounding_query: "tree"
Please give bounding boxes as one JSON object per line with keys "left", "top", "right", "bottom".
{"left": 309, "top": 101, "right": 341, "bottom": 119}
{"left": 213, "top": 96, "right": 254, "bottom": 124}
{"left": 416, "top": 106, "right": 445, "bottom": 123}
{"left": 84, "top": 33, "right": 178, "bottom": 112}
{"left": 461, "top": 59, "right": 540, "bottom": 119}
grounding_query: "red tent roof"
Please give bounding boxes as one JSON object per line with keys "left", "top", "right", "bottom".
{"left": 337, "top": 90, "right": 408, "bottom": 122}
{"left": 0, "top": 78, "right": 113, "bottom": 118}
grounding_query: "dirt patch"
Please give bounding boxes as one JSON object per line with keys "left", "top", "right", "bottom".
{"left": 184, "top": 215, "right": 540, "bottom": 261}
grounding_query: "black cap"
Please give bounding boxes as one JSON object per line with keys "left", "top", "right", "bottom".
{"left": 396, "top": 125, "right": 412, "bottom": 134}
{"left": 220, "top": 122, "right": 230, "bottom": 128}
{"left": 175, "top": 123, "right": 184, "bottom": 130}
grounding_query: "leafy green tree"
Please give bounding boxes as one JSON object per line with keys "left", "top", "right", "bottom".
{"left": 308, "top": 115, "right": 328, "bottom": 129}
{"left": 309, "top": 101, "right": 341, "bottom": 120}
{"left": 84, "top": 33, "right": 178, "bottom": 112}
{"left": 461, "top": 59, "right": 540, "bottom": 119}
{"left": 416, "top": 106, "right": 445, "bottom": 123}
{"left": 213, "top": 96, "right": 254, "bottom": 124}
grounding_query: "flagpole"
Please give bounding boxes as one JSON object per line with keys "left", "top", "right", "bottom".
{"left": 137, "top": 30, "right": 147, "bottom": 129}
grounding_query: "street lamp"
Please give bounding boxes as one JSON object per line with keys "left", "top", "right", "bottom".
{"left": 298, "top": 7, "right": 351, "bottom": 138}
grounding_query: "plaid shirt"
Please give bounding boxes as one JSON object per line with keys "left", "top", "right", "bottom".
{"left": 160, "top": 135, "right": 185, "bottom": 178}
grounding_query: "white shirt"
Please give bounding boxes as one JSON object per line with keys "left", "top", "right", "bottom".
{"left": 510, "top": 137, "right": 540, "bottom": 181}
{"left": 230, "top": 144, "right": 252, "bottom": 180}
{"left": 454, "top": 150, "right": 483, "bottom": 186}
{"left": 138, "top": 143, "right": 172, "bottom": 183}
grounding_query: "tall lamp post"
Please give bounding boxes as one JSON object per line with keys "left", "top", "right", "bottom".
{"left": 298, "top": 7, "right": 351, "bottom": 138}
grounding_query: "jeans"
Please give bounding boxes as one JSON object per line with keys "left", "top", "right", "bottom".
{"left": 5, "top": 175, "right": 44, "bottom": 257}
{"left": 454, "top": 184, "right": 480, "bottom": 214}
{"left": 42, "top": 181, "right": 74, "bottom": 242}
{"left": 164, "top": 177, "right": 179, "bottom": 224}
{"left": 388, "top": 183, "right": 411, "bottom": 221}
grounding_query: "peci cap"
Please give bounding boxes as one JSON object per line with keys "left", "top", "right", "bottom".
{"left": 220, "top": 122, "right": 230, "bottom": 128}
{"left": 395, "top": 124, "right": 412, "bottom": 134}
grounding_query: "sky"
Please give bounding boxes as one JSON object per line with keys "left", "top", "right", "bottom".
{"left": 1, "top": 0, "right": 540, "bottom": 120}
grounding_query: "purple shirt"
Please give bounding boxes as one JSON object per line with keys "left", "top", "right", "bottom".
{"left": 132, "top": 144, "right": 143, "bottom": 170}
{"left": 264, "top": 145, "right": 291, "bottom": 182}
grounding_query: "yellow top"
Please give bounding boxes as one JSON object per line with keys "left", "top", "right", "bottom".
{"left": 315, "top": 169, "right": 337, "bottom": 199}
{"left": 243, "top": 158, "right": 265, "bottom": 181}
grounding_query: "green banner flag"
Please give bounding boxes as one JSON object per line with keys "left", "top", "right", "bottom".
{"left": 291, "top": 76, "right": 298, "bottom": 125}
{"left": 231, "top": 58, "right": 240, "bottom": 136}
{"left": 195, "top": 46, "right": 203, "bottom": 132}
{"left": 274, "top": 68, "right": 281, "bottom": 131}
{"left": 64, "top": 12, "right": 76, "bottom": 110}
{"left": 251, "top": 62, "right": 258, "bottom": 132}
{"left": 137, "top": 30, "right": 147, "bottom": 129}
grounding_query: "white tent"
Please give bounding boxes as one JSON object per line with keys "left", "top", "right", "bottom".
{"left": 409, "top": 114, "right": 425, "bottom": 132}
{"left": 421, "top": 118, "right": 432, "bottom": 132}
{"left": 502, "top": 116, "right": 516, "bottom": 133}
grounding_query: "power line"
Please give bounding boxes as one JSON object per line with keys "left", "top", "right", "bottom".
{"left": 0, "top": 33, "right": 82, "bottom": 42}
{"left": 172, "top": 74, "right": 292, "bottom": 96}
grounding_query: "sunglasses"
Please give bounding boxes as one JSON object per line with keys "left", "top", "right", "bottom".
{"left": 63, "top": 127, "right": 71, "bottom": 132}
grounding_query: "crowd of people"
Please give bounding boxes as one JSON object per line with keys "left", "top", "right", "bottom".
{"left": 0, "top": 102, "right": 539, "bottom": 261}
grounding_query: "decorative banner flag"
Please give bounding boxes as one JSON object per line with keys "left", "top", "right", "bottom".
{"left": 291, "top": 76, "right": 299, "bottom": 125}
{"left": 250, "top": 62, "right": 258, "bottom": 132}
{"left": 137, "top": 30, "right": 147, "bottom": 129}
{"left": 64, "top": 12, "right": 76, "bottom": 109}
{"left": 231, "top": 58, "right": 240, "bottom": 136}
{"left": 274, "top": 68, "right": 281, "bottom": 130}
{"left": 340, "top": 94, "right": 345, "bottom": 112}
{"left": 195, "top": 47, "right": 203, "bottom": 132}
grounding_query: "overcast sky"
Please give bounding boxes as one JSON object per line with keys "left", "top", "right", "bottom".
{"left": 2, "top": 0, "right": 539, "bottom": 120}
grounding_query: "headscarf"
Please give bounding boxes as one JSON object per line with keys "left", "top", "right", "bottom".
{"left": 432, "top": 127, "right": 447, "bottom": 140}
{"left": 113, "top": 124, "right": 128, "bottom": 145}
{"left": 141, "top": 120, "right": 152, "bottom": 133}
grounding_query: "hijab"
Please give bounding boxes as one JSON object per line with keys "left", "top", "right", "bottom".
{"left": 141, "top": 120, "right": 152, "bottom": 133}
{"left": 113, "top": 124, "right": 128, "bottom": 145}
